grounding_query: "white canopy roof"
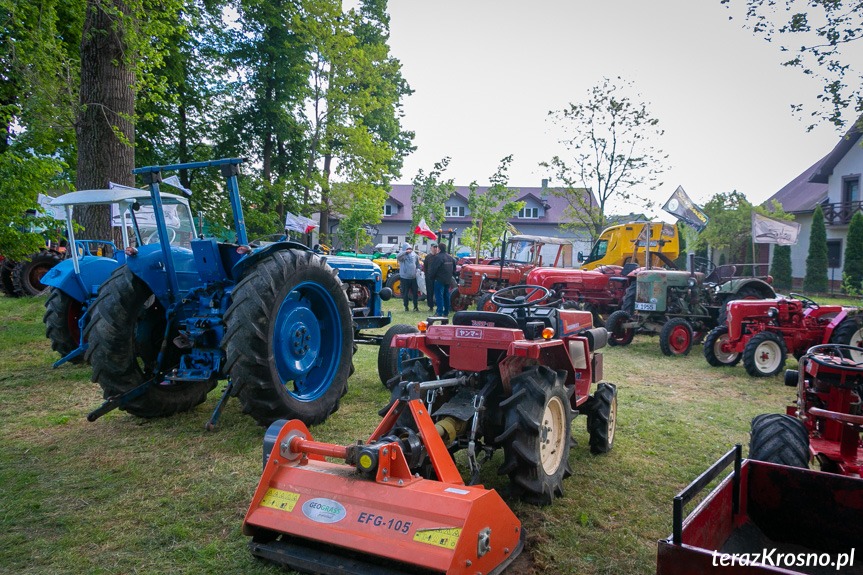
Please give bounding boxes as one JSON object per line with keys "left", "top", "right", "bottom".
{"left": 49, "top": 189, "right": 189, "bottom": 207}
{"left": 508, "top": 235, "right": 573, "bottom": 245}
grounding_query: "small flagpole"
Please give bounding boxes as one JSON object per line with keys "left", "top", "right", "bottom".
{"left": 476, "top": 219, "right": 483, "bottom": 264}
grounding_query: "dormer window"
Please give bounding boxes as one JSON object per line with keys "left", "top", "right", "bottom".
{"left": 518, "top": 207, "right": 539, "bottom": 219}
{"left": 445, "top": 205, "right": 465, "bottom": 217}
{"left": 383, "top": 203, "right": 394, "bottom": 217}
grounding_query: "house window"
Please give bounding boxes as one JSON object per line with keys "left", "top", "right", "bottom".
{"left": 383, "top": 203, "right": 393, "bottom": 217}
{"left": 445, "top": 205, "right": 465, "bottom": 217}
{"left": 518, "top": 207, "right": 539, "bottom": 219}
{"left": 388, "top": 236, "right": 398, "bottom": 244}
{"left": 844, "top": 176, "right": 860, "bottom": 205}
{"left": 827, "top": 240, "right": 842, "bottom": 268}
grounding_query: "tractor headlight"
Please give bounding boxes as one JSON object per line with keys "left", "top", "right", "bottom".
{"left": 687, "top": 277, "right": 697, "bottom": 287}
{"left": 768, "top": 307, "right": 778, "bottom": 318}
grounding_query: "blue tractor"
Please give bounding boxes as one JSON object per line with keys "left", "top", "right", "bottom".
{"left": 83, "top": 159, "right": 354, "bottom": 427}
{"left": 42, "top": 188, "right": 192, "bottom": 367}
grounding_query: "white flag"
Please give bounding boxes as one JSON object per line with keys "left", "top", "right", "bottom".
{"left": 751, "top": 212, "right": 800, "bottom": 246}
{"left": 285, "top": 212, "right": 317, "bottom": 234}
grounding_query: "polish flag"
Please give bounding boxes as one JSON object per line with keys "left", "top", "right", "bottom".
{"left": 414, "top": 218, "right": 438, "bottom": 240}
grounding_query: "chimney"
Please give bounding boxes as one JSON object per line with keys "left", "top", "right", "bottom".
{"left": 541, "top": 178, "right": 551, "bottom": 209}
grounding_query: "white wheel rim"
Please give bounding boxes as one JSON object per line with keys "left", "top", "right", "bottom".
{"left": 541, "top": 396, "right": 567, "bottom": 475}
{"left": 848, "top": 329, "right": 863, "bottom": 362}
{"left": 714, "top": 333, "right": 738, "bottom": 364}
{"left": 755, "top": 340, "right": 782, "bottom": 373}
{"left": 607, "top": 395, "right": 617, "bottom": 447}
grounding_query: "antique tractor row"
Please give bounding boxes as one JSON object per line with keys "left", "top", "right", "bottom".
{"left": 605, "top": 259, "right": 776, "bottom": 355}
{"left": 242, "top": 285, "right": 619, "bottom": 574}
{"left": 703, "top": 294, "right": 863, "bottom": 376}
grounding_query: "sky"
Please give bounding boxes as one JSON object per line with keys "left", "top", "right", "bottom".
{"left": 375, "top": 0, "right": 858, "bottom": 222}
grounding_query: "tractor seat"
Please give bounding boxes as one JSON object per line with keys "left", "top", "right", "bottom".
{"left": 452, "top": 311, "right": 520, "bottom": 330}
{"left": 704, "top": 265, "right": 737, "bottom": 284}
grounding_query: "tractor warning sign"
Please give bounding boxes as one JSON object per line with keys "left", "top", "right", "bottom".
{"left": 413, "top": 527, "right": 462, "bottom": 549}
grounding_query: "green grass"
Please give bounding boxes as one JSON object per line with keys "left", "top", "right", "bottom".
{"left": 0, "top": 294, "right": 808, "bottom": 574}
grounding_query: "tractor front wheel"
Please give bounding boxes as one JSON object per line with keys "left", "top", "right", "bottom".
{"left": 84, "top": 266, "right": 214, "bottom": 417}
{"left": 748, "top": 413, "right": 809, "bottom": 468}
{"left": 386, "top": 273, "right": 402, "bottom": 297}
{"left": 659, "top": 318, "right": 694, "bottom": 356}
{"left": 476, "top": 292, "right": 497, "bottom": 312}
{"left": 830, "top": 317, "right": 863, "bottom": 361}
{"left": 377, "top": 324, "right": 419, "bottom": 389}
{"left": 605, "top": 310, "right": 635, "bottom": 346}
{"left": 742, "top": 331, "right": 787, "bottom": 377}
{"left": 621, "top": 283, "right": 636, "bottom": 315}
{"left": 449, "top": 287, "right": 468, "bottom": 312}
{"left": 224, "top": 250, "right": 353, "bottom": 427}
{"left": 703, "top": 326, "right": 741, "bottom": 367}
{"left": 587, "top": 382, "right": 617, "bottom": 454}
{"left": 496, "top": 366, "right": 573, "bottom": 505}
{"left": 12, "top": 249, "right": 63, "bottom": 296}
{"left": 43, "top": 288, "right": 85, "bottom": 363}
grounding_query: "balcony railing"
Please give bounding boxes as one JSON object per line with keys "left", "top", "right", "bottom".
{"left": 822, "top": 201, "right": 863, "bottom": 226}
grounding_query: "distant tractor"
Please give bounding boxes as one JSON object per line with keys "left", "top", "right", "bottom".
{"left": 84, "top": 159, "right": 354, "bottom": 428}
{"left": 704, "top": 294, "right": 863, "bottom": 377}
{"left": 40, "top": 188, "right": 191, "bottom": 366}
{"left": 451, "top": 234, "right": 573, "bottom": 312}
{"left": 605, "top": 257, "right": 775, "bottom": 355}
{"left": 749, "top": 344, "right": 863, "bottom": 477}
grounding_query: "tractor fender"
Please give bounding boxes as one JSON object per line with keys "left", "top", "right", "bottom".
{"left": 718, "top": 278, "right": 775, "bottom": 299}
{"left": 230, "top": 241, "right": 312, "bottom": 281}
{"left": 41, "top": 255, "right": 122, "bottom": 302}
{"left": 126, "top": 244, "right": 199, "bottom": 303}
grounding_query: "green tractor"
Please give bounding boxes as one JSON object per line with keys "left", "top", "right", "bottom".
{"left": 605, "top": 257, "right": 775, "bottom": 356}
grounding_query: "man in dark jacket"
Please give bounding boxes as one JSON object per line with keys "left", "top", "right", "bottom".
{"left": 424, "top": 243, "right": 438, "bottom": 312}
{"left": 428, "top": 242, "right": 457, "bottom": 316}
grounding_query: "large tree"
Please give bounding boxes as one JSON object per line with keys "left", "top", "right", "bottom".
{"left": 722, "top": 0, "right": 862, "bottom": 130}
{"left": 409, "top": 157, "right": 455, "bottom": 243}
{"left": 462, "top": 155, "right": 524, "bottom": 257}
{"left": 542, "top": 76, "right": 667, "bottom": 240}
{"left": 804, "top": 205, "right": 829, "bottom": 291}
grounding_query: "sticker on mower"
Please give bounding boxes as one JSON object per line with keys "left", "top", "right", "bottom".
{"left": 260, "top": 488, "right": 300, "bottom": 512}
{"left": 301, "top": 497, "right": 346, "bottom": 524}
{"left": 456, "top": 328, "right": 483, "bottom": 339}
{"left": 413, "top": 527, "right": 462, "bottom": 550}
{"left": 635, "top": 302, "right": 656, "bottom": 311}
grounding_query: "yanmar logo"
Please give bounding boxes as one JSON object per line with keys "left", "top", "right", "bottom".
{"left": 456, "top": 328, "right": 483, "bottom": 339}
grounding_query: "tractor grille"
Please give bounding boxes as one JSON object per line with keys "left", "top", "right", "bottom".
{"left": 462, "top": 274, "right": 473, "bottom": 288}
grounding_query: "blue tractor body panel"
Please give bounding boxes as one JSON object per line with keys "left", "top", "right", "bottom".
{"left": 43, "top": 255, "right": 124, "bottom": 303}
{"left": 127, "top": 244, "right": 202, "bottom": 305}
{"left": 324, "top": 255, "right": 390, "bottom": 330}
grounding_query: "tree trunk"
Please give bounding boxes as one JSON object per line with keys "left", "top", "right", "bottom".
{"left": 75, "top": 0, "right": 135, "bottom": 240}
{"left": 319, "top": 152, "right": 332, "bottom": 239}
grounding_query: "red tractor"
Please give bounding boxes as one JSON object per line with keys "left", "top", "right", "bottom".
{"left": 703, "top": 294, "right": 863, "bottom": 377}
{"left": 748, "top": 344, "right": 863, "bottom": 477}
{"left": 451, "top": 235, "right": 572, "bottom": 312}
{"left": 242, "top": 285, "right": 618, "bottom": 574}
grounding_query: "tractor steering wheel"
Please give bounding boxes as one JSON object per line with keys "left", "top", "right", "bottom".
{"left": 790, "top": 293, "right": 820, "bottom": 310}
{"left": 144, "top": 228, "right": 177, "bottom": 245}
{"left": 691, "top": 256, "right": 715, "bottom": 275}
{"left": 490, "top": 285, "right": 552, "bottom": 309}
{"left": 806, "top": 344, "right": 863, "bottom": 373}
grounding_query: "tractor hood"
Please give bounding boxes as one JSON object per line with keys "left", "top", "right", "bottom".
{"left": 527, "top": 266, "right": 622, "bottom": 288}
{"left": 324, "top": 255, "right": 383, "bottom": 282}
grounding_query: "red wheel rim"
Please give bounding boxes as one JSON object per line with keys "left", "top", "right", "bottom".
{"left": 482, "top": 299, "right": 497, "bottom": 312}
{"left": 669, "top": 325, "right": 691, "bottom": 354}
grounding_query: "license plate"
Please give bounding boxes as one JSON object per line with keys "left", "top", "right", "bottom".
{"left": 635, "top": 302, "right": 656, "bottom": 311}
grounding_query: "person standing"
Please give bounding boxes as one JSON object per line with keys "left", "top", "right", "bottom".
{"left": 429, "top": 242, "right": 457, "bottom": 316}
{"left": 397, "top": 242, "right": 420, "bottom": 312}
{"left": 424, "top": 243, "right": 438, "bottom": 312}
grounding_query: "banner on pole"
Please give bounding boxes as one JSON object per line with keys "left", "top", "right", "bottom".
{"left": 662, "top": 186, "right": 709, "bottom": 232}
{"left": 751, "top": 212, "right": 800, "bottom": 246}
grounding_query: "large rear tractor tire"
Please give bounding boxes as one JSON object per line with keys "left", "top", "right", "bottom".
{"left": 377, "top": 324, "right": 420, "bottom": 389}
{"left": 43, "top": 289, "right": 85, "bottom": 363}
{"left": 0, "top": 257, "right": 18, "bottom": 296}
{"left": 496, "top": 366, "right": 574, "bottom": 506}
{"left": 84, "top": 266, "right": 214, "bottom": 417}
{"left": 718, "top": 287, "right": 763, "bottom": 326}
{"left": 703, "top": 326, "right": 741, "bottom": 367}
{"left": 748, "top": 413, "right": 809, "bottom": 468}
{"left": 659, "top": 318, "right": 694, "bottom": 356}
{"left": 621, "top": 282, "right": 636, "bottom": 315}
{"left": 587, "top": 382, "right": 617, "bottom": 454}
{"left": 224, "top": 250, "right": 353, "bottom": 427}
{"left": 742, "top": 331, "right": 787, "bottom": 377}
{"left": 386, "top": 273, "right": 402, "bottom": 297}
{"left": 830, "top": 317, "right": 863, "bottom": 361}
{"left": 12, "top": 249, "right": 63, "bottom": 296}
{"left": 605, "top": 310, "right": 635, "bottom": 347}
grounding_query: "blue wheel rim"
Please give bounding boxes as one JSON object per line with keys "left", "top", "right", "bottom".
{"left": 273, "top": 281, "right": 341, "bottom": 401}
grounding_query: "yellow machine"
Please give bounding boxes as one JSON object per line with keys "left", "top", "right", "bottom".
{"left": 579, "top": 222, "right": 680, "bottom": 270}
